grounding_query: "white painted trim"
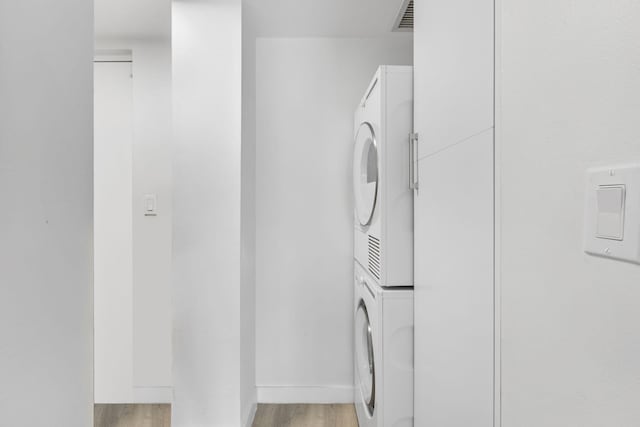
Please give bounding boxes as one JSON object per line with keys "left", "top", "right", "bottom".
{"left": 132, "top": 387, "right": 173, "bottom": 404}
{"left": 94, "top": 49, "right": 133, "bottom": 62}
{"left": 257, "top": 386, "right": 354, "bottom": 404}
{"left": 243, "top": 403, "right": 257, "bottom": 427}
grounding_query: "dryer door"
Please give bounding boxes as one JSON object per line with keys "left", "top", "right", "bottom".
{"left": 353, "top": 122, "right": 379, "bottom": 227}
{"left": 355, "top": 299, "right": 376, "bottom": 417}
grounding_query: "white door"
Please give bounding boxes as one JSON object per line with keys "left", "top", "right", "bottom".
{"left": 94, "top": 61, "right": 134, "bottom": 403}
{"left": 353, "top": 122, "right": 379, "bottom": 227}
{"left": 413, "top": 0, "right": 495, "bottom": 425}
{"left": 355, "top": 298, "right": 376, "bottom": 417}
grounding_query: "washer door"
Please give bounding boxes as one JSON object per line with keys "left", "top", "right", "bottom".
{"left": 353, "top": 122, "right": 379, "bottom": 227}
{"left": 355, "top": 299, "right": 376, "bottom": 417}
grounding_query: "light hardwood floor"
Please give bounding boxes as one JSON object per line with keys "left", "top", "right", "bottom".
{"left": 252, "top": 404, "right": 358, "bottom": 427}
{"left": 94, "top": 404, "right": 171, "bottom": 427}
{"left": 95, "top": 403, "right": 357, "bottom": 427}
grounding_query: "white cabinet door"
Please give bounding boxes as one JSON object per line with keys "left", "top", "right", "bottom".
{"left": 414, "top": 0, "right": 494, "bottom": 159}
{"left": 413, "top": 131, "right": 494, "bottom": 427}
{"left": 413, "top": 0, "right": 495, "bottom": 425}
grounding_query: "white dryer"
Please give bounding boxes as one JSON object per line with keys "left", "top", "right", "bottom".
{"left": 354, "top": 261, "right": 413, "bottom": 427}
{"left": 353, "top": 65, "right": 414, "bottom": 287}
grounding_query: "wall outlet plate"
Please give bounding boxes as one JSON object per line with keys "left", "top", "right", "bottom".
{"left": 584, "top": 164, "right": 640, "bottom": 264}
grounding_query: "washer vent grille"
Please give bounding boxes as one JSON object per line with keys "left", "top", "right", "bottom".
{"left": 393, "top": 0, "right": 414, "bottom": 32}
{"left": 368, "top": 235, "right": 381, "bottom": 280}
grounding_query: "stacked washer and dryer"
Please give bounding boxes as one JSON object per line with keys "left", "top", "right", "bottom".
{"left": 352, "top": 66, "right": 414, "bottom": 427}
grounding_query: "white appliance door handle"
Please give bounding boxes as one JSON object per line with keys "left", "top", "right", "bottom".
{"left": 367, "top": 324, "right": 374, "bottom": 374}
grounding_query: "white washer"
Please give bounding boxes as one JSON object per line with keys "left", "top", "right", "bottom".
{"left": 354, "top": 261, "right": 413, "bottom": 427}
{"left": 353, "top": 65, "right": 414, "bottom": 287}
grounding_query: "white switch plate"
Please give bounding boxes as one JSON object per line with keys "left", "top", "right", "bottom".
{"left": 144, "top": 194, "right": 157, "bottom": 216}
{"left": 584, "top": 164, "right": 640, "bottom": 264}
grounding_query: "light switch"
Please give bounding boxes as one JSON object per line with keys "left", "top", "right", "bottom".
{"left": 584, "top": 164, "right": 640, "bottom": 265}
{"left": 144, "top": 194, "right": 157, "bottom": 216}
{"left": 596, "top": 185, "right": 625, "bottom": 240}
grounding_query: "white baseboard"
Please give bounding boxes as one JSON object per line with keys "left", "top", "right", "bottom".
{"left": 257, "top": 385, "right": 354, "bottom": 404}
{"left": 132, "top": 386, "right": 173, "bottom": 404}
{"left": 243, "top": 402, "right": 257, "bottom": 427}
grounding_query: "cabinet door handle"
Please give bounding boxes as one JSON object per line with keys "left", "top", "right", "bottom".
{"left": 409, "top": 132, "right": 419, "bottom": 190}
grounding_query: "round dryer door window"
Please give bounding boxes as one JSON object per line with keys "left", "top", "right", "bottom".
{"left": 355, "top": 300, "right": 375, "bottom": 417}
{"left": 353, "top": 122, "right": 379, "bottom": 227}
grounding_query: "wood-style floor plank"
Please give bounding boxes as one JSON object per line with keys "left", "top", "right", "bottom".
{"left": 252, "top": 404, "right": 358, "bottom": 427}
{"left": 95, "top": 403, "right": 356, "bottom": 427}
{"left": 94, "top": 404, "right": 171, "bottom": 427}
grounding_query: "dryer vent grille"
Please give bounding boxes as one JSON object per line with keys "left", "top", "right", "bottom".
{"left": 393, "top": 0, "right": 414, "bottom": 32}
{"left": 368, "top": 235, "right": 381, "bottom": 280}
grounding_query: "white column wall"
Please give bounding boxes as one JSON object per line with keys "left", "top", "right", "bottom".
{"left": 0, "top": 0, "right": 94, "bottom": 425}
{"left": 172, "top": 0, "right": 243, "bottom": 424}
{"left": 241, "top": 8, "right": 258, "bottom": 426}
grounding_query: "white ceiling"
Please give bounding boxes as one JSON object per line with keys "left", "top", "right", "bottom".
{"left": 244, "top": 0, "right": 410, "bottom": 37}
{"left": 95, "top": 0, "right": 171, "bottom": 41}
{"left": 95, "top": 0, "right": 409, "bottom": 40}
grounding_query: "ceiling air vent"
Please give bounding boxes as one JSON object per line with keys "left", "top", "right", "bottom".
{"left": 393, "top": 0, "right": 414, "bottom": 32}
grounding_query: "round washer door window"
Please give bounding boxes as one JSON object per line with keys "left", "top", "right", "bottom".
{"left": 355, "top": 299, "right": 375, "bottom": 416}
{"left": 353, "top": 122, "right": 379, "bottom": 227}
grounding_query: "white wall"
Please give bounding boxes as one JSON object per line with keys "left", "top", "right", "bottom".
{"left": 129, "top": 41, "right": 173, "bottom": 397}
{"left": 93, "top": 40, "right": 173, "bottom": 403}
{"left": 131, "top": 41, "right": 173, "bottom": 402}
{"left": 0, "top": 0, "right": 94, "bottom": 425}
{"left": 172, "top": 0, "right": 244, "bottom": 424}
{"left": 255, "top": 37, "right": 413, "bottom": 403}
{"left": 499, "top": 1, "right": 640, "bottom": 425}
{"left": 241, "top": 9, "right": 258, "bottom": 426}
